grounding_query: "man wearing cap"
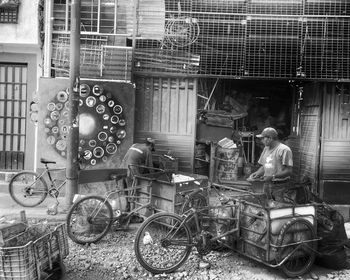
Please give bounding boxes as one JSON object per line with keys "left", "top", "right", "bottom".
{"left": 118, "top": 138, "right": 155, "bottom": 211}
{"left": 248, "top": 127, "right": 294, "bottom": 203}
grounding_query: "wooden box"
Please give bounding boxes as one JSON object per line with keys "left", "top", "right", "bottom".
{"left": 133, "top": 173, "right": 208, "bottom": 216}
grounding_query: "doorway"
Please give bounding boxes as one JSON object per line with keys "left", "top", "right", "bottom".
{"left": 0, "top": 63, "right": 27, "bottom": 170}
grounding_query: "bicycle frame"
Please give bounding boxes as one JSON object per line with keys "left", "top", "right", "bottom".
{"left": 164, "top": 184, "right": 320, "bottom": 270}
{"left": 161, "top": 200, "right": 240, "bottom": 249}
{"left": 89, "top": 175, "right": 155, "bottom": 224}
{"left": 38, "top": 164, "right": 67, "bottom": 194}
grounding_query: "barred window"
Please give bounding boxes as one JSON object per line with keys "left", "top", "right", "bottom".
{"left": 54, "top": 0, "right": 119, "bottom": 34}
{"left": 0, "top": 6, "right": 18, "bottom": 23}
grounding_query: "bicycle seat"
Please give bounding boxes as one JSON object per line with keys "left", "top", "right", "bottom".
{"left": 40, "top": 158, "right": 56, "bottom": 164}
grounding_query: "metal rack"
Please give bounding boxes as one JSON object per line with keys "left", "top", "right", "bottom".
{"left": 134, "top": 0, "right": 350, "bottom": 80}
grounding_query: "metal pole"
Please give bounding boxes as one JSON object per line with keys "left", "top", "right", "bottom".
{"left": 43, "top": 0, "right": 53, "bottom": 77}
{"left": 65, "top": 0, "right": 81, "bottom": 209}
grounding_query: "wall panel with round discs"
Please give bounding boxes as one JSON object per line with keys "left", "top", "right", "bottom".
{"left": 37, "top": 78, "right": 135, "bottom": 169}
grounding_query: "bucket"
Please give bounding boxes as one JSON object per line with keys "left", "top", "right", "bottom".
{"left": 215, "top": 146, "right": 239, "bottom": 183}
{"left": 110, "top": 196, "right": 128, "bottom": 212}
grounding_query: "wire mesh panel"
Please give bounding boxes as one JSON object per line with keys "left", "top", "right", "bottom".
{"left": 51, "top": 0, "right": 132, "bottom": 81}
{"left": 52, "top": 34, "right": 107, "bottom": 77}
{"left": 191, "top": 0, "right": 247, "bottom": 76}
{"left": 133, "top": 0, "right": 350, "bottom": 80}
{"left": 50, "top": 0, "right": 350, "bottom": 80}
{"left": 53, "top": 0, "right": 127, "bottom": 34}
{"left": 245, "top": 17, "right": 300, "bottom": 78}
{"left": 305, "top": 0, "right": 350, "bottom": 16}
{"left": 102, "top": 46, "right": 133, "bottom": 81}
{"left": 301, "top": 18, "right": 350, "bottom": 79}
{"left": 52, "top": 34, "right": 132, "bottom": 81}
{"left": 248, "top": 0, "right": 303, "bottom": 15}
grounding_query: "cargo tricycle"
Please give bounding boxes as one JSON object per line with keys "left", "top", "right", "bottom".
{"left": 66, "top": 165, "right": 208, "bottom": 245}
{"left": 134, "top": 182, "right": 320, "bottom": 278}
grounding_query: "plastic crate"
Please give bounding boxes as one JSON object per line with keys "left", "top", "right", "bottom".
{"left": 0, "top": 244, "right": 37, "bottom": 279}
{"left": 0, "top": 223, "right": 69, "bottom": 280}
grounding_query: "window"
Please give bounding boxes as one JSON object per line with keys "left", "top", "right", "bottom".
{"left": 53, "top": 0, "right": 120, "bottom": 34}
{"left": 0, "top": 0, "right": 19, "bottom": 24}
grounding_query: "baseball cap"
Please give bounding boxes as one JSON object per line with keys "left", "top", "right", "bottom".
{"left": 256, "top": 127, "right": 278, "bottom": 139}
{"left": 145, "top": 137, "right": 155, "bottom": 151}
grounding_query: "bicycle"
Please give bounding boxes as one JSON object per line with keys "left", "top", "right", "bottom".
{"left": 134, "top": 183, "right": 319, "bottom": 277}
{"left": 9, "top": 158, "right": 68, "bottom": 207}
{"left": 66, "top": 165, "right": 174, "bottom": 245}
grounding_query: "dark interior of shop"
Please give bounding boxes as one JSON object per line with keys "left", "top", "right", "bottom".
{"left": 198, "top": 79, "right": 293, "bottom": 137}
{"left": 195, "top": 79, "right": 294, "bottom": 180}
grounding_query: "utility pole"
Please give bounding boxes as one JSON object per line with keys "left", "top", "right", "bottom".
{"left": 65, "top": 0, "right": 81, "bottom": 209}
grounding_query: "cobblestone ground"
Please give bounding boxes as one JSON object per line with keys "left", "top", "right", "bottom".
{"left": 62, "top": 188, "right": 350, "bottom": 280}
{"left": 62, "top": 228, "right": 350, "bottom": 280}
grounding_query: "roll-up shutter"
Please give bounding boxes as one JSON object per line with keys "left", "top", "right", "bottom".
{"left": 134, "top": 76, "right": 197, "bottom": 172}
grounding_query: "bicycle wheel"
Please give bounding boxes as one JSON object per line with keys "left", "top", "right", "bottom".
{"left": 276, "top": 218, "right": 317, "bottom": 278}
{"left": 180, "top": 192, "right": 208, "bottom": 234}
{"left": 134, "top": 212, "right": 192, "bottom": 274}
{"left": 66, "top": 196, "right": 113, "bottom": 245}
{"left": 9, "top": 171, "right": 48, "bottom": 207}
{"left": 180, "top": 192, "right": 208, "bottom": 213}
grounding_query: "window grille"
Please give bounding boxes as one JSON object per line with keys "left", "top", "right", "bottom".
{"left": 51, "top": 0, "right": 132, "bottom": 81}
{"left": 53, "top": 0, "right": 128, "bottom": 35}
{"left": 0, "top": 6, "right": 18, "bottom": 23}
{"left": 134, "top": 0, "right": 350, "bottom": 80}
{"left": 52, "top": 34, "right": 132, "bottom": 81}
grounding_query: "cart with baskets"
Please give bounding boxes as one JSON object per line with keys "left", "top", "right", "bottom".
{"left": 133, "top": 184, "right": 320, "bottom": 278}
{"left": 234, "top": 194, "right": 318, "bottom": 277}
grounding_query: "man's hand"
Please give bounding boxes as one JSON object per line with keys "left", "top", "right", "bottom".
{"left": 247, "top": 172, "right": 261, "bottom": 181}
{"left": 263, "top": 175, "right": 273, "bottom": 182}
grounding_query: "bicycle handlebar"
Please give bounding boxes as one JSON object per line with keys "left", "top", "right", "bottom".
{"left": 183, "top": 187, "right": 204, "bottom": 198}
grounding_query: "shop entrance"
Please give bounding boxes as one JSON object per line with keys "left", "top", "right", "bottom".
{"left": 195, "top": 78, "right": 294, "bottom": 181}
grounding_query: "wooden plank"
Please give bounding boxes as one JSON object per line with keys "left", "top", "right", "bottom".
{"left": 162, "top": 78, "right": 171, "bottom": 132}
{"left": 178, "top": 80, "right": 188, "bottom": 134}
{"left": 168, "top": 79, "right": 177, "bottom": 133}
{"left": 152, "top": 78, "right": 161, "bottom": 132}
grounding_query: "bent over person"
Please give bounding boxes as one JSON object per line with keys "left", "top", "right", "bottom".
{"left": 119, "top": 137, "right": 155, "bottom": 186}
{"left": 248, "top": 127, "right": 295, "bottom": 203}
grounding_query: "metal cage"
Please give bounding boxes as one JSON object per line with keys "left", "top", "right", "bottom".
{"left": 134, "top": 0, "right": 350, "bottom": 80}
